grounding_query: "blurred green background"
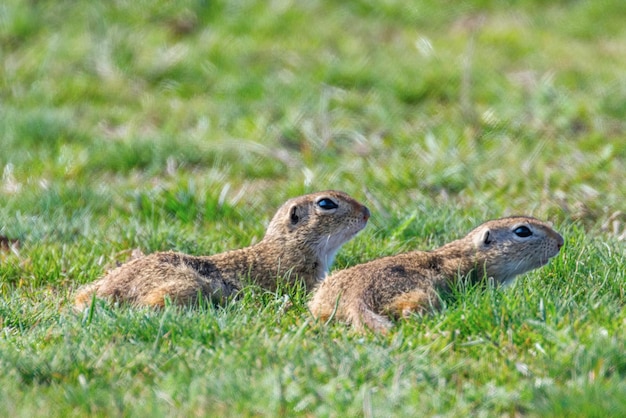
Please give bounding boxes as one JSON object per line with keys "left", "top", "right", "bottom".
{"left": 2, "top": 0, "right": 624, "bottom": 229}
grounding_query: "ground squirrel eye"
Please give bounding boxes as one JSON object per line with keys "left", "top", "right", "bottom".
{"left": 317, "top": 198, "right": 338, "bottom": 210}
{"left": 513, "top": 226, "right": 532, "bottom": 237}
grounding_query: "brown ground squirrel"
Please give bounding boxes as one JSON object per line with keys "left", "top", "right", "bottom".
{"left": 75, "top": 190, "right": 370, "bottom": 309}
{"left": 308, "top": 216, "right": 564, "bottom": 333}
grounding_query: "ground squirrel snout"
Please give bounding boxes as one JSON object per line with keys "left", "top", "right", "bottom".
{"left": 308, "top": 216, "right": 563, "bottom": 333}
{"left": 74, "top": 190, "right": 369, "bottom": 310}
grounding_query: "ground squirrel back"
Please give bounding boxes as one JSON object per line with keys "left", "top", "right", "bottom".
{"left": 308, "top": 216, "right": 563, "bottom": 333}
{"left": 75, "top": 190, "right": 370, "bottom": 309}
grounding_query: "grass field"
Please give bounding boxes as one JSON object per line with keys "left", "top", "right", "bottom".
{"left": 1, "top": 0, "right": 625, "bottom": 416}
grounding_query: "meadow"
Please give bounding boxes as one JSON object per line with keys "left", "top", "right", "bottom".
{"left": 1, "top": 0, "right": 625, "bottom": 416}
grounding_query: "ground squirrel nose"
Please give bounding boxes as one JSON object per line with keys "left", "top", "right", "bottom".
{"left": 363, "top": 206, "right": 371, "bottom": 221}
{"left": 556, "top": 234, "right": 564, "bottom": 249}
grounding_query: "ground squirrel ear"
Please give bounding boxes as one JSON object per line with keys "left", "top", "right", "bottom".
{"left": 482, "top": 229, "right": 493, "bottom": 245}
{"left": 290, "top": 205, "right": 299, "bottom": 225}
{"left": 474, "top": 228, "right": 493, "bottom": 247}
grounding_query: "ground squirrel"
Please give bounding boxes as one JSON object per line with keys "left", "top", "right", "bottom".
{"left": 308, "top": 216, "right": 564, "bottom": 333}
{"left": 75, "top": 190, "right": 370, "bottom": 309}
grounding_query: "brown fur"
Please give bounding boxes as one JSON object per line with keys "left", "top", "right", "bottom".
{"left": 308, "top": 216, "right": 564, "bottom": 333}
{"left": 75, "top": 190, "right": 370, "bottom": 309}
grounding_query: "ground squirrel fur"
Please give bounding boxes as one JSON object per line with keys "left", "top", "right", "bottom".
{"left": 308, "top": 216, "right": 564, "bottom": 333}
{"left": 75, "top": 190, "right": 370, "bottom": 309}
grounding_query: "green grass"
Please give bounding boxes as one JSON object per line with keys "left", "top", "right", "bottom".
{"left": 1, "top": 0, "right": 625, "bottom": 416}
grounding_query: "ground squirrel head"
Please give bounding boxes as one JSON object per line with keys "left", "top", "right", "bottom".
{"left": 466, "top": 216, "right": 564, "bottom": 284}
{"left": 264, "top": 190, "right": 370, "bottom": 274}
